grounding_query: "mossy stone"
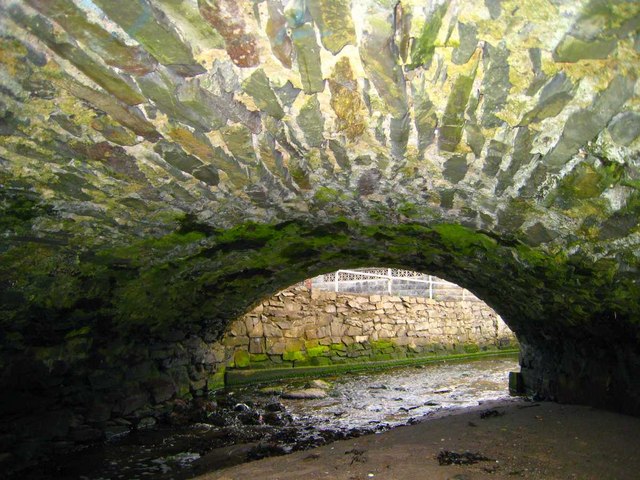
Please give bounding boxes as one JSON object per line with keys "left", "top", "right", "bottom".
{"left": 463, "top": 343, "right": 480, "bottom": 354}
{"left": 307, "top": 346, "right": 330, "bottom": 357}
{"left": 234, "top": 350, "right": 251, "bottom": 368}
{"left": 370, "top": 340, "right": 394, "bottom": 351}
{"left": 310, "top": 356, "right": 332, "bottom": 366}
{"left": 283, "top": 350, "right": 306, "bottom": 362}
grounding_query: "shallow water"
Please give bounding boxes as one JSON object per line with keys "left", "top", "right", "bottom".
{"left": 31, "top": 356, "right": 518, "bottom": 480}
{"left": 278, "top": 356, "right": 519, "bottom": 432}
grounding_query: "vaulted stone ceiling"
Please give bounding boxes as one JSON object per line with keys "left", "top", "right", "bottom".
{"left": 1, "top": 0, "right": 640, "bottom": 415}
{"left": 2, "top": 0, "right": 638, "bottom": 241}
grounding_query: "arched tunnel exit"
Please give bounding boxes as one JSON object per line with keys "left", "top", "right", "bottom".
{"left": 219, "top": 266, "right": 520, "bottom": 388}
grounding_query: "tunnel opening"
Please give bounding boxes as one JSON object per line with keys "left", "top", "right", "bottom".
{"left": 219, "top": 267, "right": 519, "bottom": 388}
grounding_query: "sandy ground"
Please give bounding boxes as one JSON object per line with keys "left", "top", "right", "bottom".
{"left": 194, "top": 399, "right": 640, "bottom": 480}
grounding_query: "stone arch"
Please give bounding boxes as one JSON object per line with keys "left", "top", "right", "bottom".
{"left": 106, "top": 218, "right": 637, "bottom": 415}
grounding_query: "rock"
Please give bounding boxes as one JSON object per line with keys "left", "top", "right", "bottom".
{"left": 265, "top": 401, "right": 285, "bottom": 412}
{"left": 242, "top": 69, "right": 284, "bottom": 120}
{"left": 86, "top": 403, "right": 112, "bottom": 423}
{"left": 234, "top": 403, "right": 251, "bottom": 412}
{"left": 433, "top": 388, "right": 452, "bottom": 394}
{"left": 2, "top": 0, "right": 640, "bottom": 465}
{"left": 480, "top": 409, "right": 504, "bottom": 419}
{"left": 282, "top": 388, "right": 328, "bottom": 400}
{"left": 290, "top": 23, "right": 324, "bottom": 93}
{"left": 368, "top": 384, "right": 388, "bottom": 390}
{"left": 297, "top": 95, "right": 325, "bottom": 147}
{"left": 308, "top": 379, "right": 332, "bottom": 390}
{"left": 259, "top": 386, "right": 284, "bottom": 395}
{"left": 69, "top": 425, "right": 103, "bottom": 443}
{"left": 113, "top": 417, "right": 132, "bottom": 426}
{"left": 89, "top": 370, "right": 124, "bottom": 390}
{"left": 437, "top": 450, "right": 491, "bottom": 465}
{"left": 118, "top": 393, "right": 149, "bottom": 416}
{"left": 206, "top": 412, "right": 228, "bottom": 427}
{"left": 148, "top": 376, "right": 176, "bottom": 403}
{"left": 608, "top": 111, "right": 640, "bottom": 146}
{"left": 137, "top": 417, "right": 157, "bottom": 429}
{"left": 262, "top": 412, "right": 287, "bottom": 426}
{"left": 238, "top": 411, "right": 262, "bottom": 426}
{"left": 0, "top": 452, "right": 15, "bottom": 467}
{"left": 105, "top": 425, "right": 130, "bottom": 441}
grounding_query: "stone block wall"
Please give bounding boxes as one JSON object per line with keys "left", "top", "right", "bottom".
{"left": 221, "top": 286, "right": 517, "bottom": 369}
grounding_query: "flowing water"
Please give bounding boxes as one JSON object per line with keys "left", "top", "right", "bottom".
{"left": 30, "top": 355, "right": 519, "bottom": 480}
{"left": 279, "top": 355, "right": 518, "bottom": 432}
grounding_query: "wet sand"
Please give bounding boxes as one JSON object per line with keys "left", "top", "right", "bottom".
{"left": 195, "top": 399, "right": 640, "bottom": 480}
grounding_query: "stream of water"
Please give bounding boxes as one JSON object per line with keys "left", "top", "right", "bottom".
{"left": 31, "top": 355, "right": 519, "bottom": 480}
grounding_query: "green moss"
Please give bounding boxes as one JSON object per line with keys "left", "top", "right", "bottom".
{"left": 304, "top": 340, "right": 319, "bottom": 349}
{"left": 330, "top": 343, "right": 346, "bottom": 351}
{"left": 370, "top": 339, "right": 394, "bottom": 351}
{"left": 249, "top": 353, "right": 269, "bottom": 362}
{"left": 64, "top": 326, "right": 91, "bottom": 339}
{"left": 310, "top": 356, "right": 332, "bottom": 366}
{"left": 555, "top": 161, "right": 623, "bottom": 203}
{"left": 408, "top": 3, "right": 448, "bottom": 69}
{"left": 0, "top": 191, "right": 55, "bottom": 236}
{"left": 307, "top": 345, "right": 330, "bottom": 357}
{"left": 329, "top": 58, "right": 366, "bottom": 140}
{"left": 234, "top": 350, "right": 251, "bottom": 368}
{"left": 314, "top": 187, "right": 347, "bottom": 205}
{"left": 226, "top": 350, "right": 519, "bottom": 386}
{"left": 398, "top": 202, "right": 418, "bottom": 218}
{"left": 463, "top": 343, "right": 480, "bottom": 354}
{"left": 283, "top": 350, "right": 307, "bottom": 362}
{"left": 433, "top": 223, "right": 497, "bottom": 253}
{"left": 370, "top": 353, "right": 394, "bottom": 361}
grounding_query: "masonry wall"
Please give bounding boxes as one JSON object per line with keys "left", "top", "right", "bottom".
{"left": 222, "top": 286, "right": 517, "bottom": 369}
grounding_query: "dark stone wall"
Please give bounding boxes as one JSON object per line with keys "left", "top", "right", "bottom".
{"left": 520, "top": 332, "right": 640, "bottom": 416}
{"left": 0, "top": 329, "right": 225, "bottom": 473}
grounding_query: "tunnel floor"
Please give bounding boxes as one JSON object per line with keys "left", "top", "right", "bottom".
{"left": 17, "top": 356, "right": 517, "bottom": 479}
{"left": 197, "top": 400, "right": 640, "bottom": 480}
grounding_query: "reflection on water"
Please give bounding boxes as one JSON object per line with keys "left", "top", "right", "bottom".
{"left": 278, "top": 356, "right": 519, "bottom": 431}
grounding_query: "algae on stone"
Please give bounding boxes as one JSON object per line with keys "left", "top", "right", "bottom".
{"left": 307, "top": 0, "right": 356, "bottom": 54}
{"left": 329, "top": 58, "right": 367, "bottom": 140}
{"left": 290, "top": 23, "right": 325, "bottom": 93}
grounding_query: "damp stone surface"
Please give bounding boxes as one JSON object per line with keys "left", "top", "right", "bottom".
{"left": 0, "top": 0, "right": 639, "bottom": 472}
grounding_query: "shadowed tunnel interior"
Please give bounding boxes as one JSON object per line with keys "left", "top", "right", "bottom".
{"left": 0, "top": 0, "right": 639, "bottom": 473}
